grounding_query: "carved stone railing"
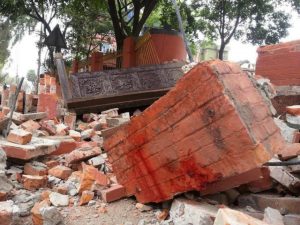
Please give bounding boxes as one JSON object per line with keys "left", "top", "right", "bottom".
{"left": 56, "top": 54, "right": 186, "bottom": 114}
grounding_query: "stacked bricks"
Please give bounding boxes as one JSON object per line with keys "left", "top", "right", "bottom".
{"left": 104, "top": 60, "right": 285, "bottom": 203}
{"left": 37, "top": 74, "right": 58, "bottom": 119}
{"left": 256, "top": 40, "right": 300, "bottom": 86}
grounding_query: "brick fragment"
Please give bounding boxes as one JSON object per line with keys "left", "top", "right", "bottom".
{"left": 100, "top": 184, "right": 126, "bottom": 203}
{"left": 64, "top": 112, "right": 76, "bottom": 130}
{"left": 65, "top": 147, "right": 101, "bottom": 164}
{"left": 79, "top": 190, "right": 94, "bottom": 206}
{"left": 20, "top": 120, "right": 41, "bottom": 132}
{"left": 48, "top": 165, "right": 72, "bottom": 180}
{"left": 40, "top": 120, "right": 56, "bottom": 135}
{"left": 24, "top": 161, "right": 48, "bottom": 176}
{"left": 22, "top": 175, "right": 47, "bottom": 190}
{"left": 69, "top": 130, "right": 81, "bottom": 141}
{"left": 78, "top": 163, "right": 109, "bottom": 193}
{"left": 7, "top": 129, "right": 32, "bottom": 145}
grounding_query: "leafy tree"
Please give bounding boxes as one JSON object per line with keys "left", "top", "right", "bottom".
{"left": 0, "top": 0, "right": 68, "bottom": 71}
{"left": 106, "top": 0, "right": 159, "bottom": 50}
{"left": 0, "top": 18, "right": 11, "bottom": 71}
{"left": 62, "top": 0, "right": 113, "bottom": 62}
{"left": 192, "top": 0, "right": 291, "bottom": 59}
{"left": 26, "top": 69, "right": 37, "bottom": 85}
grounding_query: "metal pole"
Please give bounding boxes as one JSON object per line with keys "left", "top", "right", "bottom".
{"left": 4, "top": 77, "right": 24, "bottom": 137}
{"left": 171, "top": 0, "right": 194, "bottom": 62}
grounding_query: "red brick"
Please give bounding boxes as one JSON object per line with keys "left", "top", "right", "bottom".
{"left": 64, "top": 112, "right": 76, "bottom": 130}
{"left": 78, "top": 163, "right": 109, "bottom": 193}
{"left": 48, "top": 165, "right": 72, "bottom": 180}
{"left": 22, "top": 175, "right": 47, "bottom": 190}
{"left": 40, "top": 120, "right": 56, "bottom": 135}
{"left": 50, "top": 139, "right": 77, "bottom": 156}
{"left": 20, "top": 120, "right": 41, "bottom": 132}
{"left": 7, "top": 129, "right": 32, "bottom": 145}
{"left": 100, "top": 184, "right": 126, "bottom": 203}
{"left": 65, "top": 147, "right": 101, "bottom": 164}
{"left": 79, "top": 190, "right": 94, "bottom": 206}
{"left": 24, "top": 161, "right": 48, "bottom": 176}
{"left": 256, "top": 40, "right": 300, "bottom": 86}
{"left": 104, "top": 60, "right": 285, "bottom": 203}
{"left": 44, "top": 160, "right": 60, "bottom": 169}
{"left": 37, "top": 93, "right": 58, "bottom": 119}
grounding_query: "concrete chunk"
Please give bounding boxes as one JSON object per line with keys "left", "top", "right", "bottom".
{"left": 170, "top": 198, "right": 218, "bottom": 225}
{"left": 214, "top": 208, "right": 268, "bottom": 225}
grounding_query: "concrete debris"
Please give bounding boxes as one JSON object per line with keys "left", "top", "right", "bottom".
{"left": 214, "top": 208, "right": 269, "bottom": 225}
{"left": 263, "top": 207, "right": 285, "bottom": 225}
{"left": 49, "top": 192, "right": 69, "bottom": 207}
{"left": 0, "top": 147, "right": 7, "bottom": 171}
{"left": 0, "top": 172, "right": 14, "bottom": 201}
{"left": 169, "top": 198, "right": 218, "bottom": 225}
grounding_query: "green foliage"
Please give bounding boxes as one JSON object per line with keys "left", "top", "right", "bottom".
{"left": 62, "top": 0, "right": 113, "bottom": 60}
{"left": 26, "top": 69, "right": 37, "bottom": 84}
{"left": 192, "top": 0, "right": 291, "bottom": 59}
{"left": 0, "top": 18, "right": 11, "bottom": 71}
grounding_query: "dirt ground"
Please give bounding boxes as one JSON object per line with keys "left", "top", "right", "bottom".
{"left": 21, "top": 198, "right": 162, "bottom": 225}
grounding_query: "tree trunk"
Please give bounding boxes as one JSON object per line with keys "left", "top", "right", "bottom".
{"left": 36, "top": 26, "right": 43, "bottom": 93}
{"left": 171, "top": 0, "right": 194, "bottom": 62}
{"left": 218, "top": 41, "right": 226, "bottom": 60}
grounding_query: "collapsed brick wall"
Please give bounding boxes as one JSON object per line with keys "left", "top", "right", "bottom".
{"left": 256, "top": 40, "right": 300, "bottom": 86}
{"left": 104, "top": 60, "right": 285, "bottom": 203}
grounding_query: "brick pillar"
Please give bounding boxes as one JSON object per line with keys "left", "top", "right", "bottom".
{"left": 91, "top": 52, "right": 103, "bottom": 72}
{"left": 37, "top": 74, "right": 58, "bottom": 119}
{"left": 71, "top": 59, "right": 79, "bottom": 74}
{"left": 1, "top": 89, "right": 9, "bottom": 107}
{"left": 122, "top": 37, "right": 136, "bottom": 69}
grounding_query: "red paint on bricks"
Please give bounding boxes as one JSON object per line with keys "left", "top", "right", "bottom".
{"left": 104, "top": 60, "right": 285, "bottom": 203}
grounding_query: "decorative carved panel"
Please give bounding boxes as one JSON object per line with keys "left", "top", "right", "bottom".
{"left": 69, "top": 62, "right": 185, "bottom": 99}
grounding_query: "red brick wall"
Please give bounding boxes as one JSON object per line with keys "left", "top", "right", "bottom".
{"left": 104, "top": 60, "right": 285, "bottom": 203}
{"left": 256, "top": 40, "right": 300, "bottom": 86}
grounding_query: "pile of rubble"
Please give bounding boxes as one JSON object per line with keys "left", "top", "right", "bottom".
{"left": 2, "top": 59, "right": 300, "bottom": 225}
{"left": 0, "top": 106, "right": 132, "bottom": 224}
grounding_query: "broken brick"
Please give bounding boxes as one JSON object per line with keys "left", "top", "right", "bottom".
{"left": 55, "top": 123, "right": 68, "bottom": 136}
{"left": 7, "top": 129, "right": 32, "bottom": 145}
{"left": 65, "top": 147, "right": 101, "bottom": 164}
{"left": 24, "top": 161, "right": 48, "bottom": 176}
{"left": 22, "top": 175, "right": 48, "bottom": 191}
{"left": 64, "top": 112, "right": 76, "bottom": 130}
{"left": 69, "top": 130, "right": 81, "bottom": 141}
{"left": 79, "top": 190, "right": 94, "bottom": 206}
{"left": 31, "top": 199, "right": 51, "bottom": 225}
{"left": 20, "top": 120, "right": 41, "bottom": 133}
{"left": 104, "top": 60, "right": 285, "bottom": 203}
{"left": 100, "top": 184, "right": 126, "bottom": 203}
{"left": 48, "top": 165, "right": 72, "bottom": 180}
{"left": 44, "top": 160, "right": 60, "bottom": 169}
{"left": 78, "top": 163, "right": 109, "bottom": 193}
{"left": 0, "top": 137, "right": 59, "bottom": 160}
{"left": 40, "top": 120, "right": 57, "bottom": 135}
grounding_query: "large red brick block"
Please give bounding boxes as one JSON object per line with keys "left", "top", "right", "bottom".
{"left": 37, "top": 93, "right": 58, "bottom": 119}
{"left": 256, "top": 40, "right": 300, "bottom": 86}
{"left": 104, "top": 60, "right": 285, "bottom": 203}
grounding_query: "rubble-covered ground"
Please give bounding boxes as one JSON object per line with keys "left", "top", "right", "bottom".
{"left": 2, "top": 63, "right": 300, "bottom": 225}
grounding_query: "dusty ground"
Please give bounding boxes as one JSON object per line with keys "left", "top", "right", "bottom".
{"left": 21, "top": 198, "right": 162, "bottom": 225}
